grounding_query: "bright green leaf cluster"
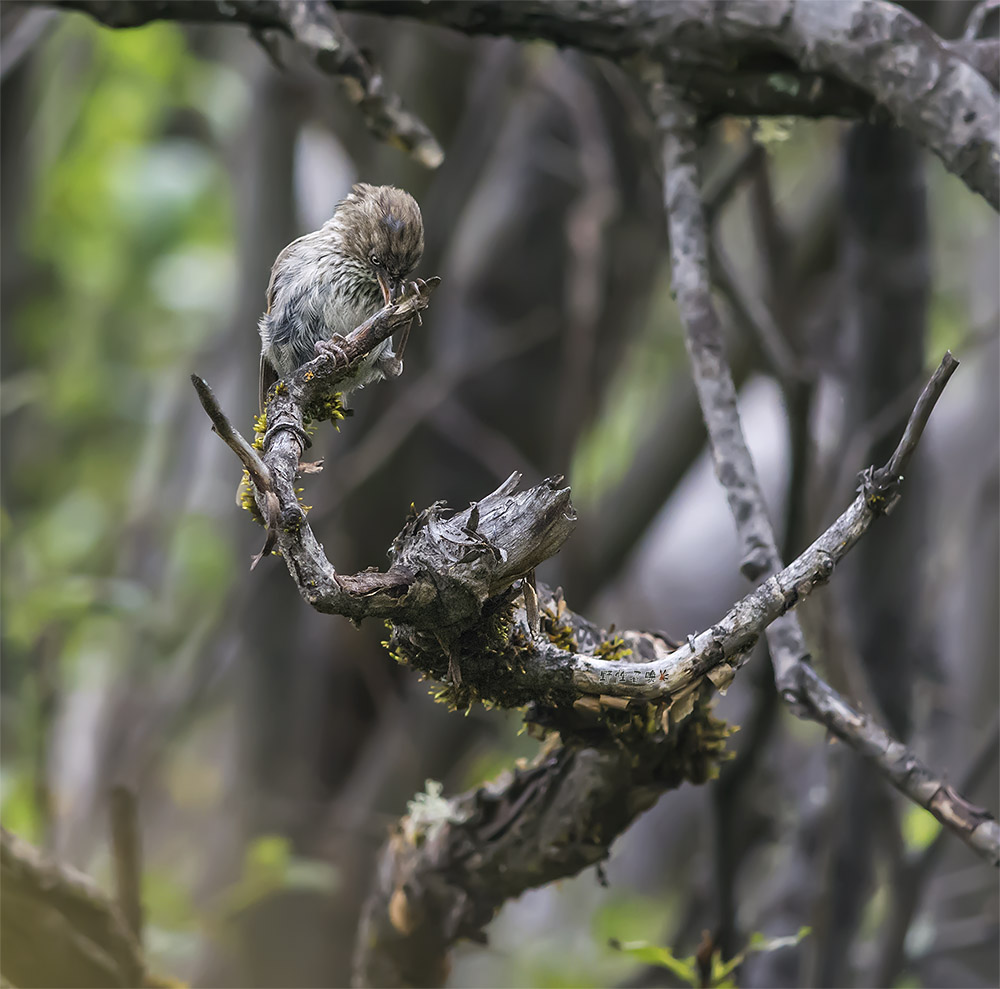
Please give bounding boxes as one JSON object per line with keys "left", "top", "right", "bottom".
{"left": 613, "top": 926, "right": 811, "bottom": 988}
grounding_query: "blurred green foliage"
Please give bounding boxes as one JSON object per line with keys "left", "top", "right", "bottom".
{"left": 1, "top": 12, "right": 244, "bottom": 954}
{"left": 207, "top": 834, "right": 340, "bottom": 923}
{"left": 571, "top": 264, "right": 686, "bottom": 507}
{"left": 452, "top": 885, "right": 676, "bottom": 989}
{"left": 901, "top": 803, "right": 943, "bottom": 852}
{"left": 613, "top": 925, "right": 811, "bottom": 988}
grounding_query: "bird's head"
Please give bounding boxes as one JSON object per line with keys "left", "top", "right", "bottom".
{"left": 335, "top": 183, "right": 424, "bottom": 305}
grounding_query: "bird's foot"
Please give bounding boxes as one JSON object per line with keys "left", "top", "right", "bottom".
{"left": 378, "top": 354, "right": 403, "bottom": 379}
{"left": 400, "top": 277, "right": 441, "bottom": 323}
{"left": 315, "top": 334, "right": 350, "bottom": 366}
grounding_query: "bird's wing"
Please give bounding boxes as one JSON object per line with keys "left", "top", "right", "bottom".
{"left": 259, "top": 352, "right": 279, "bottom": 415}
{"left": 265, "top": 233, "right": 311, "bottom": 313}
{"left": 260, "top": 233, "right": 313, "bottom": 413}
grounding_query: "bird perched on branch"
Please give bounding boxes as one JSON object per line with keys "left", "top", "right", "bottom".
{"left": 257, "top": 182, "right": 424, "bottom": 411}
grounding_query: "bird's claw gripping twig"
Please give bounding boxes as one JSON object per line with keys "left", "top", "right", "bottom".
{"left": 315, "top": 333, "right": 351, "bottom": 367}
{"left": 405, "top": 276, "right": 441, "bottom": 309}
{"left": 386, "top": 277, "right": 440, "bottom": 364}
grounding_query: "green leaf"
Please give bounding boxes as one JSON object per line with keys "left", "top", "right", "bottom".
{"left": 612, "top": 941, "right": 698, "bottom": 985}
{"left": 245, "top": 834, "right": 291, "bottom": 875}
{"left": 593, "top": 892, "right": 677, "bottom": 951}
{"left": 747, "top": 926, "right": 812, "bottom": 954}
{"left": 143, "top": 867, "right": 199, "bottom": 931}
{"left": 713, "top": 949, "right": 747, "bottom": 982}
{"left": 0, "top": 771, "right": 41, "bottom": 845}
{"left": 902, "top": 804, "right": 942, "bottom": 851}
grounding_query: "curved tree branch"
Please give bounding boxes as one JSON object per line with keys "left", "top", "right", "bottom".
{"left": 336, "top": 0, "right": 1000, "bottom": 206}
{"left": 46, "top": 0, "right": 1000, "bottom": 204}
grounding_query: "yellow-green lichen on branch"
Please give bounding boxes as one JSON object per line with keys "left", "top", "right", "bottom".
{"left": 542, "top": 606, "right": 579, "bottom": 652}
{"left": 594, "top": 635, "right": 632, "bottom": 662}
{"left": 302, "top": 390, "right": 347, "bottom": 428}
{"left": 251, "top": 414, "right": 267, "bottom": 451}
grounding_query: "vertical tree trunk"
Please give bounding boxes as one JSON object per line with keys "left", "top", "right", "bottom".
{"left": 814, "top": 118, "right": 929, "bottom": 988}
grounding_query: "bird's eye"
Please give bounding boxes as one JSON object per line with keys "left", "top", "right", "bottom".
{"left": 370, "top": 254, "right": 381, "bottom": 267}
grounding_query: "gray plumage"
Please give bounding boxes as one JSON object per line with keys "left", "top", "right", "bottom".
{"left": 258, "top": 183, "right": 424, "bottom": 411}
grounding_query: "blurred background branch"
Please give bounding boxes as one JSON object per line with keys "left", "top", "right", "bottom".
{"left": 1, "top": 825, "right": 149, "bottom": 988}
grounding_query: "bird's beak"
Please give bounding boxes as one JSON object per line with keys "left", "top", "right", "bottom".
{"left": 376, "top": 270, "right": 392, "bottom": 307}
{"left": 377, "top": 272, "right": 405, "bottom": 306}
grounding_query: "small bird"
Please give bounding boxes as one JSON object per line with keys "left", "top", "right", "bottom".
{"left": 258, "top": 182, "right": 424, "bottom": 411}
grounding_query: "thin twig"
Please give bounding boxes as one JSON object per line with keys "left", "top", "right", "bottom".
{"left": 108, "top": 785, "right": 144, "bottom": 946}
{"left": 703, "top": 140, "right": 765, "bottom": 224}
{"left": 853, "top": 352, "right": 959, "bottom": 521}
{"left": 277, "top": 0, "right": 443, "bottom": 168}
{"left": 872, "top": 714, "right": 1000, "bottom": 986}
{"left": 877, "top": 353, "right": 960, "bottom": 488}
{"left": 190, "top": 374, "right": 271, "bottom": 493}
{"left": 964, "top": 0, "right": 1000, "bottom": 41}
{"left": 710, "top": 238, "right": 806, "bottom": 385}
{"left": 191, "top": 373, "right": 281, "bottom": 567}
{"left": 547, "top": 55, "right": 619, "bottom": 459}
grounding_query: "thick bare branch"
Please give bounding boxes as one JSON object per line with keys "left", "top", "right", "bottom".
{"left": 46, "top": 0, "right": 999, "bottom": 203}
{"left": 353, "top": 695, "right": 730, "bottom": 988}
{"left": 337, "top": 0, "right": 1000, "bottom": 207}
